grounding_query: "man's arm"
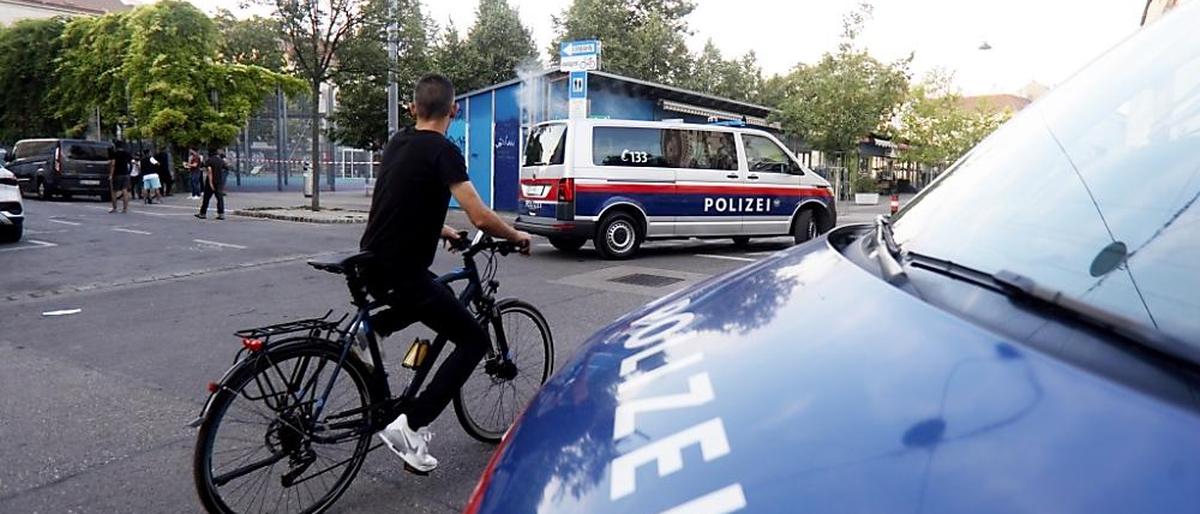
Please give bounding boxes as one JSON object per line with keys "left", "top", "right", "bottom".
{"left": 449, "top": 181, "right": 531, "bottom": 248}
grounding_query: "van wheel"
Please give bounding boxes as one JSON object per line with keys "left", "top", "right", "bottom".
{"left": 792, "top": 209, "right": 817, "bottom": 244}
{"left": 548, "top": 236, "right": 587, "bottom": 252}
{"left": 36, "top": 179, "right": 52, "bottom": 200}
{"left": 100, "top": 191, "right": 111, "bottom": 202}
{"left": 732, "top": 236, "right": 751, "bottom": 247}
{"left": 594, "top": 212, "right": 642, "bottom": 260}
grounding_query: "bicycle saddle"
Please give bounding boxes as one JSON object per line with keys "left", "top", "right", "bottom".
{"left": 308, "top": 251, "right": 375, "bottom": 275}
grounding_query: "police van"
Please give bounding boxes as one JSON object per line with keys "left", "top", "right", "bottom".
{"left": 515, "top": 119, "right": 837, "bottom": 259}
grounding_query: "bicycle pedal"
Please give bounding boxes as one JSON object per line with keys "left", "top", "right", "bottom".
{"left": 403, "top": 463, "right": 432, "bottom": 476}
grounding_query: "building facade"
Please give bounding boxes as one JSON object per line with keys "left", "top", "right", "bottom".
{"left": 0, "top": 0, "right": 128, "bottom": 25}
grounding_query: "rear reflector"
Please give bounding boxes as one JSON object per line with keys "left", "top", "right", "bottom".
{"left": 557, "top": 178, "right": 574, "bottom": 202}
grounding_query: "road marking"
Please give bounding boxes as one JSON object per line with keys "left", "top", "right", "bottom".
{"left": 0, "top": 239, "right": 57, "bottom": 253}
{"left": 48, "top": 219, "right": 81, "bottom": 226}
{"left": 695, "top": 254, "right": 756, "bottom": 263}
{"left": 113, "top": 227, "right": 152, "bottom": 235}
{"left": 194, "top": 239, "right": 247, "bottom": 250}
{"left": 746, "top": 251, "right": 777, "bottom": 256}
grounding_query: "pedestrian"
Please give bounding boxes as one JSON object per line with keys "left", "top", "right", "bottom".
{"left": 195, "top": 148, "right": 226, "bottom": 220}
{"left": 186, "top": 148, "right": 204, "bottom": 199}
{"left": 130, "top": 151, "right": 143, "bottom": 200}
{"left": 141, "top": 150, "right": 161, "bottom": 204}
{"left": 108, "top": 141, "right": 132, "bottom": 214}
{"left": 157, "top": 149, "right": 174, "bottom": 196}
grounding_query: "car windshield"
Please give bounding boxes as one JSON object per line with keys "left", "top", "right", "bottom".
{"left": 892, "top": 4, "right": 1200, "bottom": 345}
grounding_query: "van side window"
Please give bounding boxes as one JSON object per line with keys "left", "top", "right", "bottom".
{"left": 13, "top": 141, "right": 56, "bottom": 160}
{"left": 593, "top": 127, "right": 737, "bottom": 170}
{"left": 524, "top": 124, "right": 568, "bottom": 166}
{"left": 593, "top": 127, "right": 669, "bottom": 167}
{"left": 743, "top": 134, "right": 800, "bottom": 174}
{"left": 66, "top": 144, "right": 112, "bottom": 161}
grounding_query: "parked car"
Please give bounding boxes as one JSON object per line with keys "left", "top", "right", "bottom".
{"left": 0, "top": 164, "right": 24, "bottom": 242}
{"left": 515, "top": 119, "right": 836, "bottom": 259}
{"left": 463, "top": 5, "right": 1200, "bottom": 514}
{"left": 6, "top": 138, "right": 114, "bottom": 200}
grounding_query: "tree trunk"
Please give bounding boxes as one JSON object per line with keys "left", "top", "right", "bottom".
{"left": 310, "top": 81, "right": 321, "bottom": 211}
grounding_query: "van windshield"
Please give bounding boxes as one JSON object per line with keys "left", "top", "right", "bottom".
{"left": 524, "top": 124, "right": 567, "bottom": 166}
{"left": 66, "top": 143, "right": 112, "bottom": 161}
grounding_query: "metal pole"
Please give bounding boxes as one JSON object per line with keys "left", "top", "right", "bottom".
{"left": 386, "top": 0, "right": 399, "bottom": 139}
{"left": 281, "top": 91, "right": 289, "bottom": 186}
{"left": 275, "top": 86, "right": 285, "bottom": 191}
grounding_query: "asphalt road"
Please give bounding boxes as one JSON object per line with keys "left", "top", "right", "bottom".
{"left": 0, "top": 193, "right": 877, "bottom": 513}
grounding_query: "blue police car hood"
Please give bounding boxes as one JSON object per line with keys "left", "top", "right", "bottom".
{"left": 474, "top": 234, "right": 1200, "bottom": 514}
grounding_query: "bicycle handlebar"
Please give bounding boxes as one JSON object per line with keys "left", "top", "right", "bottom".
{"left": 448, "top": 231, "right": 527, "bottom": 257}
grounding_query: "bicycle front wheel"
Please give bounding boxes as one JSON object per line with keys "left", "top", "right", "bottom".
{"left": 454, "top": 299, "right": 554, "bottom": 443}
{"left": 193, "top": 338, "right": 376, "bottom": 514}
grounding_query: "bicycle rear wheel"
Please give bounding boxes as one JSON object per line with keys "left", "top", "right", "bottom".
{"left": 454, "top": 299, "right": 554, "bottom": 443}
{"left": 193, "top": 338, "right": 377, "bottom": 514}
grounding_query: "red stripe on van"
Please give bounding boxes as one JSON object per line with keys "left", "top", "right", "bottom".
{"left": 575, "top": 183, "right": 832, "bottom": 197}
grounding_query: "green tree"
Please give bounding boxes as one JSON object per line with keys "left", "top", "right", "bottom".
{"left": 773, "top": 2, "right": 909, "bottom": 178}
{"left": 458, "top": 0, "right": 537, "bottom": 92}
{"left": 52, "top": 12, "right": 134, "bottom": 137}
{"left": 900, "top": 71, "right": 1012, "bottom": 170}
{"left": 549, "top": 0, "right": 694, "bottom": 84}
{"left": 329, "top": 0, "right": 433, "bottom": 151}
{"left": 686, "top": 40, "right": 763, "bottom": 103}
{"left": 267, "top": 0, "right": 375, "bottom": 210}
{"left": 215, "top": 11, "right": 287, "bottom": 72}
{"left": 0, "top": 17, "right": 68, "bottom": 143}
{"left": 431, "top": 24, "right": 475, "bottom": 92}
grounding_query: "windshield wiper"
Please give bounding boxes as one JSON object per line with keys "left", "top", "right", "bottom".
{"left": 907, "top": 252, "right": 1200, "bottom": 369}
{"left": 874, "top": 215, "right": 906, "bottom": 284}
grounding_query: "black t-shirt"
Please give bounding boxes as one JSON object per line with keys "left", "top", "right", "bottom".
{"left": 207, "top": 152, "right": 226, "bottom": 185}
{"left": 360, "top": 128, "right": 470, "bottom": 273}
{"left": 110, "top": 150, "right": 132, "bottom": 177}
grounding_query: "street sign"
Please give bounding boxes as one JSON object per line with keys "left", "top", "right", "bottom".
{"left": 568, "top": 71, "right": 588, "bottom": 119}
{"left": 569, "top": 71, "right": 588, "bottom": 99}
{"left": 560, "top": 39, "right": 601, "bottom": 72}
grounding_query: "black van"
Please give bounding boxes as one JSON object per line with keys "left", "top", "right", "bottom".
{"left": 6, "top": 139, "right": 115, "bottom": 200}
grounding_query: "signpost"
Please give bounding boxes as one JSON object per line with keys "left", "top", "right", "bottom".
{"left": 561, "top": 40, "right": 599, "bottom": 119}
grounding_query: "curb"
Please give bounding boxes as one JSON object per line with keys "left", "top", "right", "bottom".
{"left": 233, "top": 208, "right": 367, "bottom": 224}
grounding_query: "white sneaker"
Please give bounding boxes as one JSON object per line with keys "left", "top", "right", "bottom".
{"left": 378, "top": 414, "right": 438, "bottom": 472}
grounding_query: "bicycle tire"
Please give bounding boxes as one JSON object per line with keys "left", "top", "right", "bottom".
{"left": 453, "top": 299, "right": 555, "bottom": 443}
{"left": 193, "top": 337, "right": 377, "bottom": 514}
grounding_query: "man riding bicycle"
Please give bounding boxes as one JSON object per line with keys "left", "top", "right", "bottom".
{"left": 358, "top": 74, "right": 532, "bottom": 473}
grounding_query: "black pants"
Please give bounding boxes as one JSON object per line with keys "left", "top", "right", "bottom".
{"left": 200, "top": 182, "right": 224, "bottom": 216}
{"left": 366, "top": 269, "right": 489, "bottom": 429}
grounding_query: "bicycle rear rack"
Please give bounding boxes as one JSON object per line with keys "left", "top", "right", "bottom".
{"left": 235, "top": 310, "right": 347, "bottom": 341}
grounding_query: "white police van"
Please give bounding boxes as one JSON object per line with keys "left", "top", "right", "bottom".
{"left": 515, "top": 119, "right": 837, "bottom": 259}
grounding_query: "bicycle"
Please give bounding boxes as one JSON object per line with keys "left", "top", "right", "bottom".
{"left": 190, "top": 231, "right": 554, "bottom": 514}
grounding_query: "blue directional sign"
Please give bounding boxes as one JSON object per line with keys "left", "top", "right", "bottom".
{"left": 559, "top": 40, "right": 601, "bottom": 72}
{"left": 568, "top": 71, "right": 588, "bottom": 99}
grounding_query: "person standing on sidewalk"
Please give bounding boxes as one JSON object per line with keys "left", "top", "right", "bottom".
{"left": 196, "top": 148, "right": 226, "bottom": 220}
{"left": 141, "top": 150, "right": 161, "bottom": 204}
{"left": 186, "top": 148, "right": 204, "bottom": 199}
{"left": 108, "top": 141, "right": 132, "bottom": 214}
{"left": 157, "top": 149, "right": 174, "bottom": 196}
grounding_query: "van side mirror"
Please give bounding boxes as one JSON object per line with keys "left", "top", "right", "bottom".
{"left": 1, "top": 149, "right": 10, "bottom": 162}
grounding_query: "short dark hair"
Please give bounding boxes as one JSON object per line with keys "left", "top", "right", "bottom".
{"left": 413, "top": 74, "right": 455, "bottom": 119}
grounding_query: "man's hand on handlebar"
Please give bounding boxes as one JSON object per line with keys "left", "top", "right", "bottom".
{"left": 509, "top": 231, "right": 533, "bottom": 256}
{"left": 441, "top": 225, "right": 463, "bottom": 253}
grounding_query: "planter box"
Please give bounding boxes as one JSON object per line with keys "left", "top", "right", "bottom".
{"left": 855, "top": 193, "right": 880, "bottom": 205}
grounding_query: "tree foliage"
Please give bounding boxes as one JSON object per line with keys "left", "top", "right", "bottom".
{"left": 900, "top": 71, "right": 1013, "bottom": 169}
{"left": 0, "top": 17, "right": 68, "bottom": 144}
{"left": 773, "top": 3, "right": 910, "bottom": 157}
{"left": 43, "top": 1, "right": 298, "bottom": 149}
{"left": 550, "top": 0, "right": 695, "bottom": 84}
{"left": 459, "top": 0, "right": 537, "bottom": 92}
{"left": 685, "top": 40, "right": 763, "bottom": 103}
{"left": 215, "top": 11, "right": 287, "bottom": 72}
{"left": 328, "top": 0, "right": 432, "bottom": 151}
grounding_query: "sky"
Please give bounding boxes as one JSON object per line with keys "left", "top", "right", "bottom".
{"left": 180, "top": 0, "right": 1147, "bottom": 96}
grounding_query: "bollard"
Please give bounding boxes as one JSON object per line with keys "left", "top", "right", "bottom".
{"left": 890, "top": 194, "right": 900, "bottom": 215}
